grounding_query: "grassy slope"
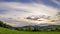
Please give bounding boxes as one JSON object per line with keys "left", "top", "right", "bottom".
{"left": 0, "top": 27, "right": 60, "bottom": 34}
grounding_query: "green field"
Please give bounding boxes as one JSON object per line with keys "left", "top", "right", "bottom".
{"left": 0, "top": 27, "right": 60, "bottom": 34}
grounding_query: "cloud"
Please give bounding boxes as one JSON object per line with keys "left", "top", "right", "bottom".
{"left": 0, "top": 2, "right": 59, "bottom": 16}
{"left": 51, "top": 0, "right": 60, "bottom": 6}
{"left": 0, "top": 2, "right": 59, "bottom": 26}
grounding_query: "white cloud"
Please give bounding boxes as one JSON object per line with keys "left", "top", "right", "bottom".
{"left": 51, "top": 0, "right": 60, "bottom": 6}
{"left": 0, "top": 2, "right": 58, "bottom": 16}
{"left": 0, "top": 2, "right": 59, "bottom": 26}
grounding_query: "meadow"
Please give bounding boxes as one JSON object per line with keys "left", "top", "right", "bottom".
{"left": 0, "top": 27, "right": 60, "bottom": 34}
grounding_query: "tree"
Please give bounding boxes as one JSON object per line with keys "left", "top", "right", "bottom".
{"left": 33, "top": 25, "right": 40, "bottom": 31}
{"left": 26, "top": 25, "right": 34, "bottom": 31}
{"left": 0, "top": 21, "right": 4, "bottom": 27}
{"left": 0, "top": 21, "right": 12, "bottom": 29}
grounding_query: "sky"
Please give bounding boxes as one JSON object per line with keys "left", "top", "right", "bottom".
{"left": 0, "top": 0, "right": 60, "bottom": 27}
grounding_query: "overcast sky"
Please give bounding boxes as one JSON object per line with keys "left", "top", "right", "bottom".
{"left": 0, "top": 0, "right": 60, "bottom": 27}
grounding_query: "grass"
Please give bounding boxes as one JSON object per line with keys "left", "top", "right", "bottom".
{"left": 0, "top": 27, "right": 60, "bottom": 34}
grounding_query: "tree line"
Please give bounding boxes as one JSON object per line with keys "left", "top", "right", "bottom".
{"left": 14, "top": 25, "right": 60, "bottom": 32}
{"left": 0, "top": 21, "right": 12, "bottom": 29}
{"left": 0, "top": 21, "right": 60, "bottom": 32}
